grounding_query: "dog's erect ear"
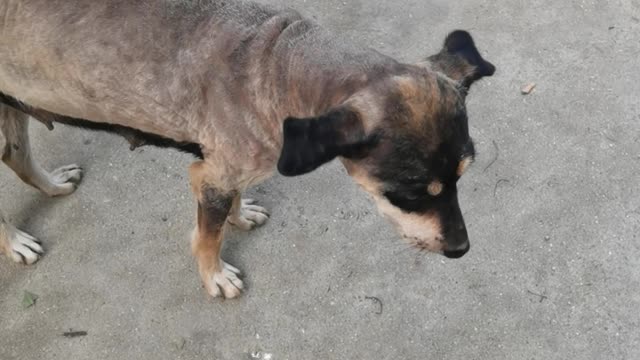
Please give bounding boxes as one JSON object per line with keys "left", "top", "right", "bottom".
{"left": 427, "top": 30, "right": 496, "bottom": 89}
{"left": 278, "top": 108, "right": 374, "bottom": 176}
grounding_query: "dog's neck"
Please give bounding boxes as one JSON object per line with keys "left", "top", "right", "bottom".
{"left": 272, "top": 41, "right": 401, "bottom": 119}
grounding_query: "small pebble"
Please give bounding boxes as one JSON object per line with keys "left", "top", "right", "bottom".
{"left": 521, "top": 83, "right": 536, "bottom": 95}
{"left": 250, "top": 352, "right": 273, "bottom": 360}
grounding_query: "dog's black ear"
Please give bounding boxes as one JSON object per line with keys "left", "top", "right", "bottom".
{"left": 278, "top": 108, "right": 373, "bottom": 176}
{"left": 427, "top": 30, "right": 496, "bottom": 89}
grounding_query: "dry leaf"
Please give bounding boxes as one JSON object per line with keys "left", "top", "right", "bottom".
{"left": 22, "top": 291, "right": 38, "bottom": 309}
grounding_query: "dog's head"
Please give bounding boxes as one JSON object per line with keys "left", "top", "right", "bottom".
{"left": 278, "top": 30, "right": 495, "bottom": 258}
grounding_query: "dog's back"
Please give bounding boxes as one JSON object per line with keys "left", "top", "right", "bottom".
{"left": 1, "top": 1, "right": 395, "bottom": 145}
{"left": 0, "top": 1, "right": 269, "bottom": 137}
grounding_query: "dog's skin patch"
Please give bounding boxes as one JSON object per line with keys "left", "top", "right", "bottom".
{"left": 457, "top": 156, "right": 473, "bottom": 177}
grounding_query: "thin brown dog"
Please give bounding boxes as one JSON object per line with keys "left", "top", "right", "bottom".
{"left": 0, "top": 0, "right": 495, "bottom": 298}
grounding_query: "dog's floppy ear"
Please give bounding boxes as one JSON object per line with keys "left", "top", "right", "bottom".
{"left": 278, "top": 107, "right": 374, "bottom": 176}
{"left": 427, "top": 30, "right": 496, "bottom": 89}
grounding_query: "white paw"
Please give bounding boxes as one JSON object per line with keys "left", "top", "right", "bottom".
{"left": 6, "top": 227, "right": 44, "bottom": 265}
{"left": 205, "top": 262, "right": 244, "bottom": 299}
{"left": 228, "top": 199, "right": 270, "bottom": 231}
{"left": 46, "top": 164, "right": 83, "bottom": 196}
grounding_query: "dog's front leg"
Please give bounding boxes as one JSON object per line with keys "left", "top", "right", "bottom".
{"left": 0, "top": 210, "right": 43, "bottom": 264}
{"left": 227, "top": 195, "right": 270, "bottom": 231}
{"left": 189, "top": 161, "right": 244, "bottom": 299}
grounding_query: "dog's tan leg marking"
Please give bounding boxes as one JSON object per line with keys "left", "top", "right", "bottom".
{"left": 189, "top": 161, "right": 244, "bottom": 299}
{"left": 227, "top": 195, "right": 270, "bottom": 231}
{"left": 0, "top": 212, "right": 44, "bottom": 265}
{"left": 0, "top": 105, "right": 83, "bottom": 197}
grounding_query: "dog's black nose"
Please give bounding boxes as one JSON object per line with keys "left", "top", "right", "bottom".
{"left": 443, "top": 242, "right": 470, "bottom": 259}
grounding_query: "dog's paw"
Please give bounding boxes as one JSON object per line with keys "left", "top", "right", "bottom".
{"left": 5, "top": 227, "right": 44, "bottom": 265}
{"left": 203, "top": 262, "right": 244, "bottom": 299}
{"left": 46, "top": 164, "right": 83, "bottom": 196}
{"left": 228, "top": 199, "right": 270, "bottom": 231}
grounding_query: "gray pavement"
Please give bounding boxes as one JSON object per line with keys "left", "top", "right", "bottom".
{"left": 1, "top": 0, "right": 639, "bottom": 359}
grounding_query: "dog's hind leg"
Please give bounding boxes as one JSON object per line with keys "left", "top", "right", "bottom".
{"left": 0, "top": 104, "right": 83, "bottom": 196}
{"left": 0, "top": 104, "right": 50, "bottom": 264}
{"left": 189, "top": 161, "right": 245, "bottom": 299}
{"left": 0, "top": 210, "right": 43, "bottom": 264}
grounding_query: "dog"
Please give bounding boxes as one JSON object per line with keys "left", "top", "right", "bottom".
{"left": 0, "top": 0, "right": 495, "bottom": 299}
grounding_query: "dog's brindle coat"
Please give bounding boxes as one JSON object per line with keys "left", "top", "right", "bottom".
{"left": 0, "top": 0, "right": 495, "bottom": 298}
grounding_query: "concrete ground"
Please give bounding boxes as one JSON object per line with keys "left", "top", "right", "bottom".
{"left": 1, "top": 0, "right": 639, "bottom": 359}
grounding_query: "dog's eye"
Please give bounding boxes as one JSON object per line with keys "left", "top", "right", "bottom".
{"left": 404, "top": 193, "right": 420, "bottom": 201}
{"left": 384, "top": 190, "right": 428, "bottom": 212}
